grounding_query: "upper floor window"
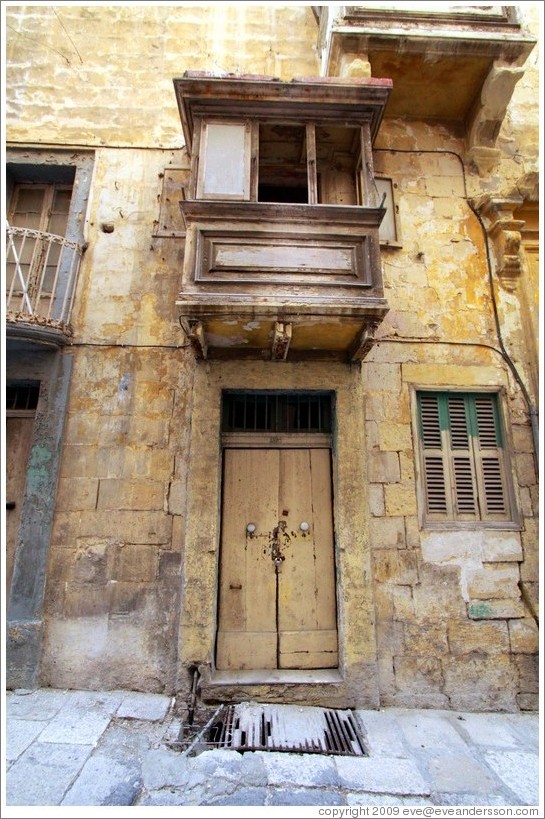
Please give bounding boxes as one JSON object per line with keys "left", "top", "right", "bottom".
{"left": 416, "top": 391, "right": 517, "bottom": 527}
{"left": 5, "top": 151, "right": 94, "bottom": 326}
{"left": 194, "top": 117, "right": 380, "bottom": 208}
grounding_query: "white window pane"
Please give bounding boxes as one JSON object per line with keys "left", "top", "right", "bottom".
{"left": 202, "top": 122, "right": 247, "bottom": 198}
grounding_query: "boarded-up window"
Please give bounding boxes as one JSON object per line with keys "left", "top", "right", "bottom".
{"left": 417, "top": 392, "right": 512, "bottom": 524}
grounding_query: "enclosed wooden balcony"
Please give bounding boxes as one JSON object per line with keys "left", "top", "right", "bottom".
{"left": 173, "top": 73, "right": 392, "bottom": 362}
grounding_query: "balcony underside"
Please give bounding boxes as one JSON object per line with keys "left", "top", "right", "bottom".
{"left": 6, "top": 316, "right": 71, "bottom": 350}
{"left": 177, "top": 299, "right": 388, "bottom": 362}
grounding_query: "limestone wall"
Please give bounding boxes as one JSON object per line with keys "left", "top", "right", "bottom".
{"left": 6, "top": 4, "right": 539, "bottom": 708}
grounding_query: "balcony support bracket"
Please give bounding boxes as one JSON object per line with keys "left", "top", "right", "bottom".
{"left": 187, "top": 320, "right": 208, "bottom": 360}
{"left": 271, "top": 322, "right": 292, "bottom": 361}
{"left": 350, "top": 321, "right": 380, "bottom": 363}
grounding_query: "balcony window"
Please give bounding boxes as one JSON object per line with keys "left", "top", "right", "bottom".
{"left": 194, "top": 118, "right": 376, "bottom": 208}
{"left": 197, "top": 120, "right": 251, "bottom": 200}
{"left": 5, "top": 153, "right": 94, "bottom": 332}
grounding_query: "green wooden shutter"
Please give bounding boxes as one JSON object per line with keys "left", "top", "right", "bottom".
{"left": 418, "top": 393, "right": 450, "bottom": 518}
{"left": 418, "top": 392, "right": 509, "bottom": 524}
{"left": 447, "top": 395, "right": 478, "bottom": 520}
{"left": 472, "top": 395, "right": 508, "bottom": 519}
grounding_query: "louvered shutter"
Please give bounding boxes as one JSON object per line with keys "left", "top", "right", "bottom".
{"left": 447, "top": 395, "right": 479, "bottom": 520}
{"left": 417, "top": 391, "right": 510, "bottom": 524}
{"left": 418, "top": 393, "right": 451, "bottom": 519}
{"left": 472, "top": 395, "right": 508, "bottom": 520}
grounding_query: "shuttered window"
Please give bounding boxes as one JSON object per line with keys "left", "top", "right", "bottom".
{"left": 417, "top": 392, "right": 511, "bottom": 524}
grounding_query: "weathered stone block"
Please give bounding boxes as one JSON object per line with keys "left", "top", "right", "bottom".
{"left": 365, "top": 420, "right": 379, "bottom": 449}
{"left": 508, "top": 619, "right": 539, "bottom": 654}
{"left": 63, "top": 584, "right": 112, "bottom": 617}
{"left": 368, "top": 451, "right": 400, "bottom": 483}
{"left": 517, "top": 693, "right": 539, "bottom": 711}
{"left": 369, "top": 516, "right": 406, "bottom": 549}
{"left": 394, "top": 655, "right": 445, "bottom": 695}
{"left": 512, "top": 424, "right": 535, "bottom": 453}
{"left": 518, "top": 582, "right": 538, "bottom": 618}
{"left": 515, "top": 453, "right": 537, "bottom": 486}
{"left": 399, "top": 451, "right": 416, "bottom": 482}
{"left": 117, "top": 544, "right": 158, "bottom": 582}
{"left": 376, "top": 620, "right": 404, "bottom": 654}
{"left": 368, "top": 484, "right": 385, "bottom": 517}
{"left": 70, "top": 539, "right": 115, "bottom": 585}
{"left": 158, "top": 550, "right": 182, "bottom": 578}
{"left": 364, "top": 362, "right": 401, "bottom": 392}
{"left": 425, "top": 175, "right": 465, "bottom": 198}
{"left": 374, "top": 584, "right": 394, "bottom": 620}
{"left": 467, "top": 599, "right": 525, "bottom": 619}
{"left": 480, "top": 532, "right": 523, "bottom": 563}
{"left": 514, "top": 654, "right": 539, "bottom": 694}
{"left": 171, "top": 515, "right": 184, "bottom": 553}
{"left": 55, "top": 478, "right": 99, "bottom": 511}
{"left": 447, "top": 620, "right": 509, "bottom": 656}
{"left": 466, "top": 564, "right": 520, "bottom": 600}
{"left": 392, "top": 586, "right": 414, "bottom": 621}
{"left": 412, "top": 564, "right": 466, "bottom": 620}
{"left": 364, "top": 394, "right": 383, "bottom": 421}
{"left": 376, "top": 656, "right": 396, "bottom": 701}
{"left": 401, "top": 363, "right": 500, "bottom": 386}
{"left": 443, "top": 654, "right": 518, "bottom": 711}
{"left": 378, "top": 423, "right": 413, "bottom": 452}
{"left": 421, "top": 530, "right": 473, "bottom": 563}
{"left": 403, "top": 622, "right": 448, "bottom": 655}
{"left": 110, "top": 582, "right": 154, "bottom": 615}
{"left": 373, "top": 550, "right": 418, "bottom": 585}
{"left": 384, "top": 484, "right": 417, "bottom": 516}
{"left": 168, "top": 480, "right": 186, "bottom": 515}
{"left": 61, "top": 510, "right": 172, "bottom": 544}
{"left": 404, "top": 516, "right": 420, "bottom": 549}
{"left": 98, "top": 479, "right": 165, "bottom": 511}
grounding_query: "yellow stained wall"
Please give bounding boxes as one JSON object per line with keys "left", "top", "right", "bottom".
{"left": 5, "top": 4, "right": 539, "bottom": 709}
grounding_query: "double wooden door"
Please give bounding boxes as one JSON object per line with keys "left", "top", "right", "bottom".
{"left": 216, "top": 447, "right": 338, "bottom": 670}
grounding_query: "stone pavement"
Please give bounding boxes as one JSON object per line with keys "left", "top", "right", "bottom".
{"left": 3, "top": 688, "right": 542, "bottom": 811}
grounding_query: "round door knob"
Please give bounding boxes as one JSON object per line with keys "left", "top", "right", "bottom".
{"left": 300, "top": 521, "right": 310, "bottom": 532}
{"left": 246, "top": 523, "right": 256, "bottom": 534}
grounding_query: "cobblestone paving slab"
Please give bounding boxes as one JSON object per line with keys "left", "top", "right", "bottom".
{"left": 6, "top": 741, "right": 93, "bottom": 806}
{"left": 483, "top": 750, "right": 540, "bottom": 806}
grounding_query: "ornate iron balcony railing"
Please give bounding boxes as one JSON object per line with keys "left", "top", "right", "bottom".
{"left": 5, "top": 222, "right": 84, "bottom": 328}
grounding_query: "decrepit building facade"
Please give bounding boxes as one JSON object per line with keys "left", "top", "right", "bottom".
{"left": 4, "top": 4, "right": 540, "bottom": 713}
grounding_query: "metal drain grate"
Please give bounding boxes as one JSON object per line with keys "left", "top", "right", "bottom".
{"left": 207, "top": 702, "right": 367, "bottom": 756}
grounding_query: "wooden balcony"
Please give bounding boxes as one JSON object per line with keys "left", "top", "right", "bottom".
{"left": 173, "top": 73, "right": 392, "bottom": 361}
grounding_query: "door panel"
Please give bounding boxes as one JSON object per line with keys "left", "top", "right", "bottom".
{"left": 216, "top": 449, "right": 279, "bottom": 669}
{"left": 216, "top": 447, "right": 338, "bottom": 671}
{"left": 278, "top": 448, "right": 338, "bottom": 668}
{"left": 6, "top": 416, "right": 35, "bottom": 597}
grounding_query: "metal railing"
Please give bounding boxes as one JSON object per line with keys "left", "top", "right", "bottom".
{"left": 5, "top": 222, "right": 84, "bottom": 326}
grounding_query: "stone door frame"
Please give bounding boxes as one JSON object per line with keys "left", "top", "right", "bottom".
{"left": 176, "top": 360, "right": 379, "bottom": 708}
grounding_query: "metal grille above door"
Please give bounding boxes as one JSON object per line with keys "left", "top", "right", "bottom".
{"left": 222, "top": 391, "right": 332, "bottom": 434}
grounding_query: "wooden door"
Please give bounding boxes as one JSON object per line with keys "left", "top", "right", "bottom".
{"left": 5, "top": 416, "right": 35, "bottom": 597}
{"left": 216, "top": 448, "right": 338, "bottom": 671}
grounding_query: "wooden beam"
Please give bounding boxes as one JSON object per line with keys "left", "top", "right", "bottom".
{"left": 306, "top": 123, "right": 318, "bottom": 205}
{"left": 271, "top": 322, "right": 292, "bottom": 361}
